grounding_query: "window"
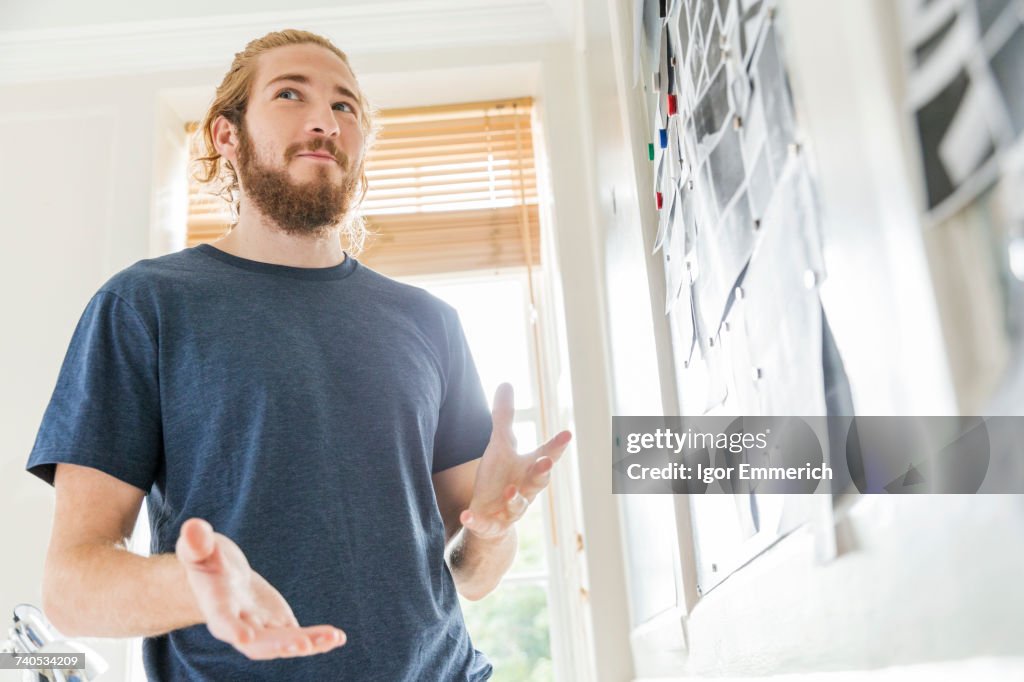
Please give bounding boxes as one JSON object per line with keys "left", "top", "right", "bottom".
{"left": 358, "top": 97, "right": 540, "bottom": 276}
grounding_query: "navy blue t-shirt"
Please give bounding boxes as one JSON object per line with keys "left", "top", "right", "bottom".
{"left": 26, "top": 244, "right": 494, "bottom": 681}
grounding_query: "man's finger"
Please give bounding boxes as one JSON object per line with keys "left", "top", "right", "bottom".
{"left": 241, "top": 630, "right": 310, "bottom": 660}
{"left": 240, "top": 611, "right": 265, "bottom": 630}
{"left": 497, "top": 485, "right": 530, "bottom": 520}
{"left": 505, "top": 487, "right": 529, "bottom": 519}
{"left": 518, "top": 458, "right": 554, "bottom": 500}
{"left": 240, "top": 624, "right": 346, "bottom": 660}
{"left": 536, "top": 430, "right": 572, "bottom": 462}
{"left": 278, "top": 625, "right": 346, "bottom": 657}
{"left": 490, "top": 383, "right": 516, "bottom": 442}
{"left": 307, "top": 627, "right": 347, "bottom": 650}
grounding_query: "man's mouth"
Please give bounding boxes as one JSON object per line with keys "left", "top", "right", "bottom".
{"left": 296, "top": 152, "right": 337, "bottom": 163}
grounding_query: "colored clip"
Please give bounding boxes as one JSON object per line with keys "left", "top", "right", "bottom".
{"left": 648, "top": 142, "right": 655, "bottom": 161}
{"left": 656, "top": 192, "right": 664, "bottom": 210}
{"left": 659, "top": 128, "right": 668, "bottom": 149}
{"left": 667, "top": 93, "right": 677, "bottom": 116}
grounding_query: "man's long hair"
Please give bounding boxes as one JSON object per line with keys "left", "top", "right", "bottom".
{"left": 190, "top": 29, "right": 378, "bottom": 254}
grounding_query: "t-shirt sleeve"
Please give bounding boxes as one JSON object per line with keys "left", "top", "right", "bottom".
{"left": 25, "top": 290, "right": 163, "bottom": 492}
{"left": 431, "top": 305, "right": 493, "bottom": 474}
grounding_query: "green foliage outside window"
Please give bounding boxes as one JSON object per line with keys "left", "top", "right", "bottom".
{"left": 461, "top": 584, "right": 552, "bottom": 682}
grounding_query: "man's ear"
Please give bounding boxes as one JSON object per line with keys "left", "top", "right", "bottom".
{"left": 211, "top": 115, "right": 239, "bottom": 165}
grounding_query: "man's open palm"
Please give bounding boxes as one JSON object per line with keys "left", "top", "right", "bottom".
{"left": 176, "top": 518, "right": 346, "bottom": 660}
{"left": 459, "top": 383, "right": 572, "bottom": 539}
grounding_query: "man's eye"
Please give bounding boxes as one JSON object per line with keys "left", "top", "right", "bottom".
{"left": 333, "top": 102, "right": 354, "bottom": 113}
{"left": 277, "top": 89, "right": 299, "bottom": 100}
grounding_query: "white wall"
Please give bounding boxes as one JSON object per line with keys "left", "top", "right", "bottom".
{"left": 0, "top": 71, "right": 202, "bottom": 681}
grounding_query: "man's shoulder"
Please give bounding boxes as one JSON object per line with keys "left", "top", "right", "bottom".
{"left": 352, "top": 259, "right": 457, "bottom": 318}
{"left": 97, "top": 247, "right": 206, "bottom": 308}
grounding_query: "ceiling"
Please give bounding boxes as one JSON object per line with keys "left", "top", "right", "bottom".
{"left": 0, "top": 0, "right": 576, "bottom": 85}
{"left": 1, "top": 0, "right": 573, "bottom": 33}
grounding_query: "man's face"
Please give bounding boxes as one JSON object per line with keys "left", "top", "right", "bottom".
{"left": 231, "top": 43, "right": 366, "bottom": 237}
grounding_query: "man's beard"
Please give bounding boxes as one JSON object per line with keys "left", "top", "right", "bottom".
{"left": 235, "top": 124, "right": 361, "bottom": 237}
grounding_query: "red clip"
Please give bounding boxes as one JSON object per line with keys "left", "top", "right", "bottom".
{"left": 667, "top": 94, "right": 677, "bottom": 116}
{"left": 656, "top": 191, "right": 664, "bottom": 210}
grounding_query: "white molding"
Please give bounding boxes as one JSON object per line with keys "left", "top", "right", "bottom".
{"left": 0, "top": 1, "right": 569, "bottom": 85}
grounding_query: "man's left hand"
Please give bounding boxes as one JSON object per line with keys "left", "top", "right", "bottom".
{"left": 459, "top": 383, "right": 572, "bottom": 540}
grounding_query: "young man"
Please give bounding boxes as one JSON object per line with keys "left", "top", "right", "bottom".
{"left": 26, "top": 29, "right": 571, "bottom": 681}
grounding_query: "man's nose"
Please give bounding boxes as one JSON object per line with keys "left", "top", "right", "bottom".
{"left": 308, "top": 105, "right": 340, "bottom": 137}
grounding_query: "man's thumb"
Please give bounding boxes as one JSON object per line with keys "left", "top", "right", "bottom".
{"left": 176, "top": 518, "right": 216, "bottom": 565}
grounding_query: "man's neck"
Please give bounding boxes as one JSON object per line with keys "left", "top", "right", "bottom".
{"left": 212, "top": 206, "right": 347, "bottom": 268}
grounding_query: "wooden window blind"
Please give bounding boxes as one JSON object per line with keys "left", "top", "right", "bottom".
{"left": 185, "top": 97, "right": 541, "bottom": 277}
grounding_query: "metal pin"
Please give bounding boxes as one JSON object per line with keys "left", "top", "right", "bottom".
{"left": 803, "top": 269, "right": 819, "bottom": 289}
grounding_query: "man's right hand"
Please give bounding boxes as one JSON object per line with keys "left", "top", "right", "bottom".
{"left": 175, "top": 518, "right": 346, "bottom": 660}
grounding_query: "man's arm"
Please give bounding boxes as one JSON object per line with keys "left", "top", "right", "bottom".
{"left": 42, "top": 463, "right": 204, "bottom": 637}
{"left": 432, "top": 383, "right": 572, "bottom": 602}
{"left": 433, "top": 459, "right": 517, "bottom": 602}
{"left": 43, "top": 463, "right": 346, "bottom": 660}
